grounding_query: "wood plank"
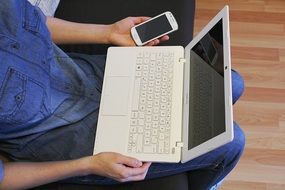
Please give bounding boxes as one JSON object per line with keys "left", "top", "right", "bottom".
{"left": 221, "top": 181, "right": 285, "bottom": 190}
{"left": 230, "top": 11, "right": 285, "bottom": 24}
{"left": 196, "top": 22, "right": 285, "bottom": 37}
{"left": 265, "top": 0, "right": 285, "bottom": 13}
{"left": 231, "top": 47, "right": 279, "bottom": 61}
{"left": 241, "top": 87, "right": 285, "bottom": 103}
{"left": 245, "top": 130, "right": 285, "bottom": 151}
{"left": 230, "top": 22, "right": 284, "bottom": 36}
{"left": 195, "top": 10, "right": 285, "bottom": 24}
{"left": 196, "top": 0, "right": 266, "bottom": 12}
{"left": 231, "top": 34, "right": 285, "bottom": 49}
{"left": 279, "top": 49, "right": 285, "bottom": 62}
{"left": 233, "top": 102, "right": 285, "bottom": 130}
{"left": 231, "top": 60, "right": 285, "bottom": 89}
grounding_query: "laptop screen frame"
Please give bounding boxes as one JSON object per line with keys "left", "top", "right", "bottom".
{"left": 181, "top": 6, "right": 233, "bottom": 163}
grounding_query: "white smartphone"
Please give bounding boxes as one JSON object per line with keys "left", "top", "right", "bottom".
{"left": 131, "top": 11, "right": 178, "bottom": 46}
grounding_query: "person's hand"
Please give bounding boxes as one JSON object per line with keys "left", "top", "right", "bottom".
{"left": 108, "top": 17, "right": 169, "bottom": 46}
{"left": 81, "top": 152, "right": 151, "bottom": 182}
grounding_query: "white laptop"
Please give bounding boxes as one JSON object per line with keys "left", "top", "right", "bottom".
{"left": 93, "top": 6, "right": 233, "bottom": 163}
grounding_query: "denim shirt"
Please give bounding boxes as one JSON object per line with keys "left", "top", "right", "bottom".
{"left": 0, "top": 0, "right": 101, "bottom": 141}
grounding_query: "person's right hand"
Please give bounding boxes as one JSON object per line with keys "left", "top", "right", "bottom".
{"left": 108, "top": 17, "right": 169, "bottom": 46}
{"left": 80, "top": 152, "right": 151, "bottom": 182}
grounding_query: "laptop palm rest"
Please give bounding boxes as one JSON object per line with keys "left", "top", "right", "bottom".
{"left": 102, "top": 76, "right": 130, "bottom": 116}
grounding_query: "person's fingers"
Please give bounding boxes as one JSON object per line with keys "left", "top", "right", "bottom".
{"left": 145, "top": 35, "right": 169, "bottom": 46}
{"left": 129, "top": 162, "right": 151, "bottom": 176}
{"left": 113, "top": 162, "right": 152, "bottom": 182}
{"left": 131, "top": 16, "right": 150, "bottom": 25}
{"left": 146, "top": 41, "right": 155, "bottom": 46}
{"left": 154, "top": 39, "right": 160, "bottom": 45}
{"left": 117, "top": 154, "right": 143, "bottom": 168}
{"left": 143, "top": 162, "right": 152, "bottom": 168}
{"left": 122, "top": 162, "right": 152, "bottom": 182}
{"left": 160, "top": 35, "right": 170, "bottom": 42}
{"left": 146, "top": 39, "right": 159, "bottom": 46}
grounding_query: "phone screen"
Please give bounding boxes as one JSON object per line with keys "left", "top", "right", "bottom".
{"left": 135, "top": 14, "right": 173, "bottom": 43}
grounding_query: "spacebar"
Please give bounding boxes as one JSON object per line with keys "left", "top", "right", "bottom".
{"left": 132, "top": 78, "right": 141, "bottom": 110}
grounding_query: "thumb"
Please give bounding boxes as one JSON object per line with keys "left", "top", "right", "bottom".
{"left": 132, "top": 16, "right": 150, "bottom": 25}
{"left": 119, "top": 155, "right": 143, "bottom": 168}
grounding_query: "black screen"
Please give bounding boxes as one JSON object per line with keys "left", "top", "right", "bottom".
{"left": 188, "top": 19, "right": 225, "bottom": 150}
{"left": 136, "top": 15, "right": 173, "bottom": 43}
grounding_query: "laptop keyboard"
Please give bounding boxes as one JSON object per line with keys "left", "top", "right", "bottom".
{"left": 128, "top": 51, "right": 174, "bottom": 154}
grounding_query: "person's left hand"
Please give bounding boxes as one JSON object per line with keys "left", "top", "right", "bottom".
{"left": 108, "top": 17, "right": 169, "bottom": 46}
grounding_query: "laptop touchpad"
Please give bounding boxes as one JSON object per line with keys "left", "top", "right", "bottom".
{"left": 102, "top": 77, "right": 130, "bottom": 116}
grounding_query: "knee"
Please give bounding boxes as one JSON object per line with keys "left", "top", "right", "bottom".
{"left": 232, "top": 122, "right": 246, "bottom": 155}
{"left": 232, "top": 70, "right": 245, "bottom": 104}
{"left": 224, "top": 122, "right": 245, "bottom": 167}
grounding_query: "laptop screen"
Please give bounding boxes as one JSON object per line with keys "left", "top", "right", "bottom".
{"left": 188, "top": 19, "right": 226, "bottom": 150}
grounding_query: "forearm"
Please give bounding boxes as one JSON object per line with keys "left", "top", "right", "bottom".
{"left": 0, "top": 159, "right": 89, "bottom": 190}
{"left": 46, "top": 16, "right": 111, "bottom": 44}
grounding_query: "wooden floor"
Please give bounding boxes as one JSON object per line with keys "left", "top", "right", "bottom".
{"left": 194, "top": 0, "right": 285, "bottom": 189}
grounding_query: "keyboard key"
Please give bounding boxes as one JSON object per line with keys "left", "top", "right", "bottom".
{"left": 152, "top": 129, "right": 158, "bottom": 136}
{"left": 144, "top": 138, "right": 150, "bottom": 145}
{"left": 146, "top": 123, "right": 152, "bottom": 130}
{"left": 131, "top": 111, "right": 138, "bottom": 118}
{"left": 139, "top": 112, "right": 145, "bottom": 119}
{"left": 159, "top": 125, "right": 166, "bottom": 132}
{"left": 159, "top": 133, "right": 165, "bottom": 140}
{"left": 130, "top": 126, "right": 136, "bottom": 133}
{"left": 131, "top": 119, "right": 137, "bottom": 126}
{"left": 136, "top": 135, "right": 143, "bottom": 153}
{"left": 153, "top": 121, "right": 159, "bottom": 128}
{"left": 146, "top": 115, "right": 152, "bottom": 122}
{"left": 137, "top": 52, "right": 143, "bottom": 58}
{"left": 156, "top": 73, "right": 162, "bottom": 79}
{"left": 153, "top": 106, "right": 159, "bottom": 113}
{"left": 151, "top": 136, "right": 158, "bottom": 144}
{"left": 143, "top": 65, "right": 149, "bottom": 71}
{"left": 140, "top": 97, "right": 146, "bottom": 104}
{"left": 144, "top": 52, "right": 150, "bottom": 58}
{"left": 147, "top": 94, "right": 153, "bottom": 101}
{"left": 147, "top": 101, "right": 152, "bottom": 108}
{"left": 153, "top": 114, "right": 159, "bottom": 121}
{"left": 145, "top": 131, "right": 151, "bottom": 138}
{"left": 138, "top": 119, "right": 145, "bottom": 126}
{"left": 136, "top": 71, "right": 142, "bottom": 77}
{"left": 158, "top": 141, "right": 165, "bottom": 153}
{"left": 138, "top": 127, "right": 144, "bottom": 134}
{"left": 155, "top": 80, "right": 161, "bottom": 86}
{"left": 142, "top": 71, "right": 148, "bottom": 77}
{"left": 132, "top": 78, "right": 141, "bottom": 110}
{"left": 136, "top": 65, "right": 142, "bottom": 71}
{"left": 139, "top": 105, "right": 146, "bottom": 111}
{"left": 143, "top": 145, "right": 156, "bottom": 153}
{"left": 160, "top": 118, "right": 166, "bottom": 125}
{"left": 137, "top": 58, "right": 143, "bottom": 64}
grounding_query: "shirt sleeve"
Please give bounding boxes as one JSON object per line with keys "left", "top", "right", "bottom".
{"left": 27, "top": 0, "right": 60, "bottom": 16}
{"left": 0, "top": 160, "right": 4, "bottom": 182}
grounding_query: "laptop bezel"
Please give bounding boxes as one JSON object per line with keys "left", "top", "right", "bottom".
{"left": 181, "top": 6, "right": 233, "bottom": 163}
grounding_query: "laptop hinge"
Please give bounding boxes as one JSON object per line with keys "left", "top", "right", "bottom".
{"left": 179, "top": 58, "right": 186, "bottom": 63}
{"left": 176, "top": 142, "right": 184, "bottom": 148}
